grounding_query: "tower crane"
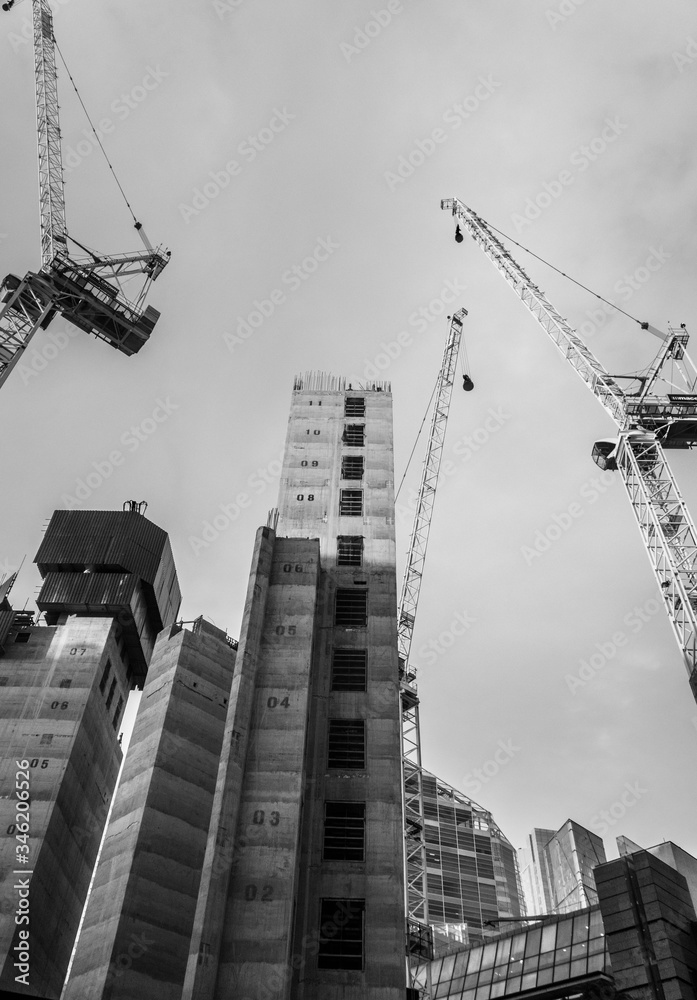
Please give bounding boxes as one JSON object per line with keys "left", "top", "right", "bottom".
{"left": 398, "top": 307, "right": 467, "bottom": 978}
{"left": 442, "top": 197, "right": 697, "bottom": 704}
{"left": 0, "top": 0, "right": 170, "bottom": 391}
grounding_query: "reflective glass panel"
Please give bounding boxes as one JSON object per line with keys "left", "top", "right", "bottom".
{"left": 468, "top": 949, "right": 483, "bottom": 973}
{"left": 478, "top": 967, "right": 493, "bottom": 985}
{"left": 496, "top": 938, "right": 512, "bottom": 963}
{"left": 588, "top": 953, "right": 606, "bottom": 973}
{"left": 475, "top": 986, "right": 491, "bottom": 1000}
{"left": 490, "top": 983, "right": 505, "bottom": 997}
{"left": 573, "top": 916, "right": 590, "bottom": 944}
{"left": 510, "top": 935, "right": 526, "bottom": 960}
{"left": 553, "top": 963, "right": 570, "bottom": 982}
{"left": 556, "top": 919, "right": 572, "bottom": 949}
{"left": 465, "top": 974, "right": 479, "bottom": 989}
{"left": 570, "top": 958, "right": 587, "bottom": 977}
{"left": 505, "top": 977, "right": 521, "bottom": 995}
{"left": 540, "top": 924, "right": 556, "bottom": 952}
{"left": 588, "top": 937, "right": 605, "bottom": 955}
{"left": 538, "top": 951, "right": 554, "bottom": 970}
{"left": 537, "top": 967, "right": 554, "bottom": 986}
{"left": 525, "top": 928, "right": 541, "bottom": 957}
{"left": 571, "top": 942, "right": 589, "bottom": 960}
{"left": 480, "top": 944, "right": 497, "bottom": 970}
{"left": 521, "top": 973, "right": 537, "bottom": 990}
{"left": 523, "top": 957, "right": 538, "bottom": 974}
{"left": 508, "top": 958, "right": 523, "bottom": 978}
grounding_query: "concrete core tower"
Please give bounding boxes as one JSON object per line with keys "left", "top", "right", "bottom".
{"left": 183, "top": 372, "right": 406, "bottom": 999}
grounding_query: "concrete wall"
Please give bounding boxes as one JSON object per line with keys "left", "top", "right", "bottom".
{"left": 280, "top": 385, "right": 405, "bottom": 1000}
{"left": 64, "top": 619, "right": 235, "bottom": 999}
{"left": 0, "top": 617, "right": 127, "bottom": 998}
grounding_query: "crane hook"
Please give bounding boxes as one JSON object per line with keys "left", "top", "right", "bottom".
{"left": 2, "top": 1, "right": 16, "bottom": 11}
{"left": 455, "top": 225, "right": 464, "bottom": 243}
{"left": 462, "top": 374, "right": 474, "bottom": 391}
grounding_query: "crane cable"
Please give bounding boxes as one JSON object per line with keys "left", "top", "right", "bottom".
{"left": 54, "top": 37, "right": 141, "bottom": 231}
{"left": 483, "top": 219, "right": 646, "bottom": 328}
{"left": 395, "top": 377, "right": 438, "bottom": 503}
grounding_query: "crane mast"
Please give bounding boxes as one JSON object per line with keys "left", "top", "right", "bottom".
{"left": 0, "top": 0, "right": 170, "bottom": 390}
{"left": 442, "top": 196, "right": 697, "bottom": 700}
{"left": 399, "top": 308, "right": 466, "bottom": 967}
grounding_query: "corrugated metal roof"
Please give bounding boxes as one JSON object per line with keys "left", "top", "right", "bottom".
{"left": 35, "top": 510, "right": 170, "bottom": 584}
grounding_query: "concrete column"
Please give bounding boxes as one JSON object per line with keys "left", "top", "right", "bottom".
{"left": 183, "top": 526, "right": 275, "bottom": 999}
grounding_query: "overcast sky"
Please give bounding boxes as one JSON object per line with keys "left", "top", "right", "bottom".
{"left": 1, "top": 0, "right": 696, "bottom": 869}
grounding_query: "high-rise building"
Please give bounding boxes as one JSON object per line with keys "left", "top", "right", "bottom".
{"left": 180, "top": 373, "right": 405, "bottom": 999}
{"left": 518, "top": 828, "right": 555, "bottom": 916}
{"left": 519, "top": 820, "right": 606, "bottom": 916}
{"left": 0, "top": 508, "right": 180, "bottom": 998}
{"left": 422, "top": 770, "right": 524, "bottom": 950}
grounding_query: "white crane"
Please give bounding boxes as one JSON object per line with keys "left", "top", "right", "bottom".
{"left": 398, "top": 307, "right": 467, "bottom": 972}
{"left": 442, "top": 197, "right": 697, "bottom": 704}
{"left": 0, "top": 0, "right": 170, "bottom": 390}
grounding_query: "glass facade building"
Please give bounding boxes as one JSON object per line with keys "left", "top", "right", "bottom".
{"left": 416, "top": 907, "right": 610, "bottom": 1000}
{"left": 423, "top": 770, "right": 524, "bottom": 946}
{"left": 518, "top": 820, "right": 606, "bottom": 916}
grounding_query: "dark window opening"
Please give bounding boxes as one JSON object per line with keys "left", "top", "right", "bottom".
{"left": 328, "top": 719, "right": 365, "bottom": 769}
{"left": 331, "top": 648, "right": 367, "bottom": 691}
{"left": 112, "top": 695, "right": 125, "bottom": 730}
{"left": 323, "top": 802, "right": 366, "bottom": 861}
{"left": 345, "top": 397, "right": 365, "bottom": 417}
{"left": 0, "top": 677, "right": 8, "bottom": 687}
{"left": 98, "top": 659, "right": 111, "bottom": 695}
{"left": 343, "top": 424, "right": 365, "bottom": 447}
{"left": 40, "top": 734, "right": 53, "bottom": 746}
{"left": 59, "top": 679, "right": 72, "bottom": 689}
{"left": 317, "top": 898, "right": 365, "bottom": 969}
{"left": 14, "top": 633, "right": 30, "bottom": 643}
{"left": 105, "top": 677, "right": 117, "bottom": 710}
{"left": 335, "top": 589, "right": 367, "bottom": 628}
{"left": 341, "top": 455, "right": 364, "bottom": 480}
{"left": 337, "top": 536, "right": 363, "bottom": 566}
{"left": 339, "top": 489, "right": 363, "bottom": 517}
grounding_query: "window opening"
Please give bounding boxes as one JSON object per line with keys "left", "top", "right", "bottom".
{"left": 328, "top": 719, "right": 365, "bottom": 769}
{"left": 337, "top": 536, "right": 363, "bottom": 566}
{"left": 317, "top": 898, "right": 365, "bottom": 969}
{"left": 341, "top": 455, "right": 364, "bottom": 480}
{"left": 345, "top": 397, "right": 365, "bottom": 417}
{"left": 339, "top": 490, "right": 363, "bottom": 516}
{"left": 335, "top": 590, "right": 367, "bottom": 628}
{"left": 343, "top": 424, "right": 365, "bottom": 446}
{"left": 98, "top": 659, "right": 111, "bottom": 694}
{"left": 323, "top": 802, "right": 366, "bottom": 861}
{"left": 331, "top": 648, "right": 367, "bottom": 691}
{"left": 105, "top": 677, "right": 117, "bottom": 710}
